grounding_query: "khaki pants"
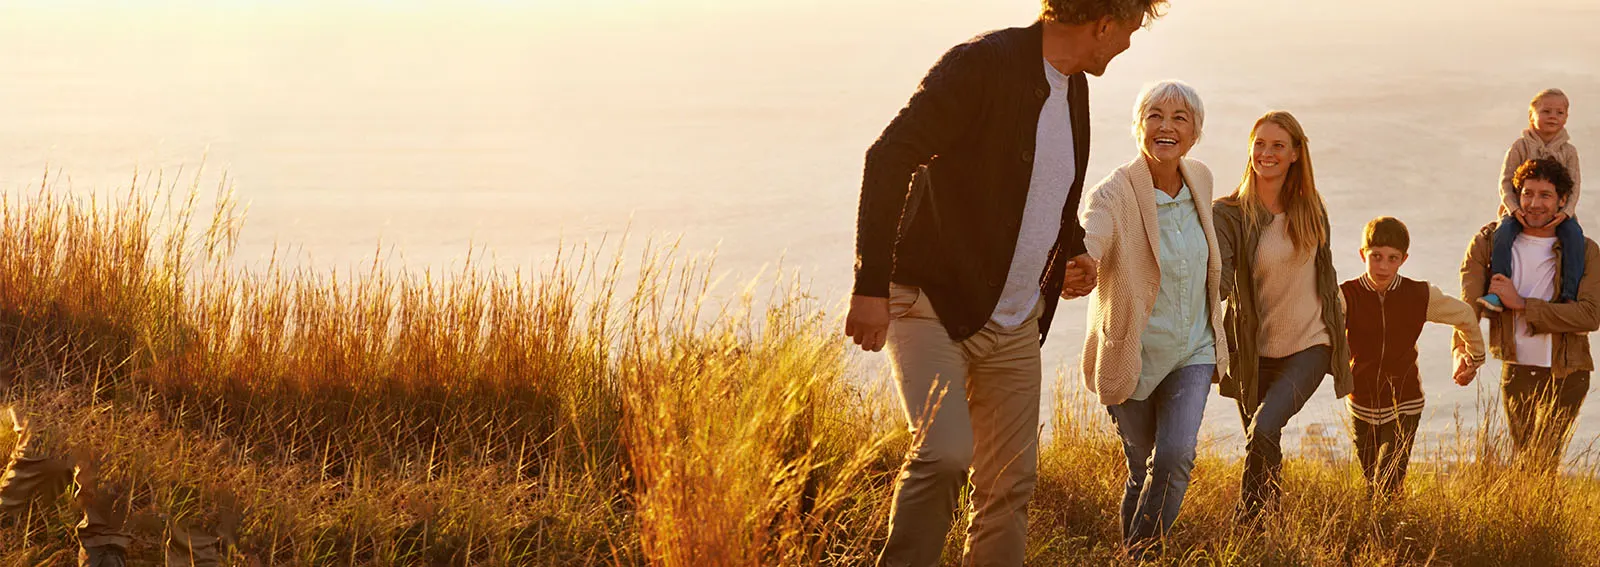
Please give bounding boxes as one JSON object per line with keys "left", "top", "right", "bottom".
{"left": 877, "top": 284, "right": 1042, "bottom": 567}
{"left": 1, "top": 406, "right": 227, "bottom": 567}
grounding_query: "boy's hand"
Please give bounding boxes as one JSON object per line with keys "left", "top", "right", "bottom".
{"left": 1452, "top": 354, "right": 1480, "bottom": 386}
{"left": 1487, "top": 274, "right": 1526, "bottom": 310}
{"left": 1514, "top": 209, "right": 1530, "bottom": 228}
{"left": 1550, "top": 212, "right": 1570, "bottom": 229}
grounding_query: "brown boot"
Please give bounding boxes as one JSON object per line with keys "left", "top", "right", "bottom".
{"left": 79, "top": 544, "right": 128, "bottom": 567}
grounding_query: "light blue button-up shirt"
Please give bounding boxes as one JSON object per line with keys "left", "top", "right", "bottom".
{"left": 1132, "top": 184, "right": 1216, "bottom": 401}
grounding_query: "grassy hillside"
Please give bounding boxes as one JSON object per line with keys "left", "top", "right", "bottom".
{"left": 1, "top": 182, "right": 1597, "bottom": 566}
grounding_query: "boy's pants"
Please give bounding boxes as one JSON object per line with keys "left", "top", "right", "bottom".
{"left": 877, "top": 284, "right": 1042, "bottom": 567}
{"left": 1491, "top": 215, "right": 1584, "bottom": 302}
{"left": 1, "top": 406, "right": 227, "bottom": 567}
{"left": 1352, "top": 413, "right": 1421, "bottom": 497}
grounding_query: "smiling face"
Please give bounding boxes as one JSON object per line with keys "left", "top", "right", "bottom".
{"left": 1531, "top": 94, "right": 1570, "bottom": 139}
{"left": 1249, "top": 122, "right": 1300, "bottom": 183}
{"left": 1519, "top": 177, "right": 1568, "bottom": 229}
{"left": 1139, "top": 98, "right": 1197, "bottom": 164}
{"left": 1361, "top": 245, "right": 1407, "bottom": 288}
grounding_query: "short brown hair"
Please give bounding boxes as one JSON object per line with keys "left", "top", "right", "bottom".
{"left": 1514, "top": 158, "right": 1576, "bottom": 199}
{"left": 1361, "top": 216, "right": 1410, "bottom": 254}
{"left": 1041, "top": 0, "right": 1168, "bottom": 26}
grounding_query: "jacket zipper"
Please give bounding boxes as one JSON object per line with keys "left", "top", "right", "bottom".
{"left": 1377, "top": 285, "right": 1387, "bottom": 407}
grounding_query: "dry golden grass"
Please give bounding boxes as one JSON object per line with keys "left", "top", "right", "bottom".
{"left": 0, "top": 176, "right": 1597, "bottom": 566}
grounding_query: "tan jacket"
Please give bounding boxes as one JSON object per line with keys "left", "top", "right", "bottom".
{"left": 1501, "top": 128, "right": 1582, "bottom": 215}
{"left": 1079, "top": 157, "right": 1229, "bottom": 405}
{"left": 1460, "top": 221, "right": 1600, "bottom": 377}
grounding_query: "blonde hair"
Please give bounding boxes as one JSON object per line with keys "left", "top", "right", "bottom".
{"left": 1529, "top": 88, "right": 1571, "bottom": 128}
{"left": 1531, "top": 88, "right": 1569, "bottom": 108}
{"left": 1223, "top": 111, "right": 1329, "bottom": 258}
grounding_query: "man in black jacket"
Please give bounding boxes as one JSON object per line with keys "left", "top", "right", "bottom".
{"left": 844, "top": 1, "right": 1167, "bottom": 565}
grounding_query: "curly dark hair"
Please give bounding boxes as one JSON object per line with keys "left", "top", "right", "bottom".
{"left": 1514, "top": 158, "right": 1576, "bottom": 199}
{"left": 1040, "top": 0, "right": 1169, "bottom": 26}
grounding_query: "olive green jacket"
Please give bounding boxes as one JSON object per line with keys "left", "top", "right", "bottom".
{"left": 1212, "top": 199, "right": 1353, "bottom": 410}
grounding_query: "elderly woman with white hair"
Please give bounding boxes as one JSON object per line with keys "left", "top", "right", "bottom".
{"left": 1078, "top": 80, "right": 1227, "bottom": 556}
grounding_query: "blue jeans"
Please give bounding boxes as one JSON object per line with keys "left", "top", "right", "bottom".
{"left": 1491, "top": 214, "right": 1585, "bottom": 302}
{"left": 1106, "top": 364, "right": 1213, "bottom": 551}
{"left": 1236, "top": 345, "right": 1329, "bottom": 518}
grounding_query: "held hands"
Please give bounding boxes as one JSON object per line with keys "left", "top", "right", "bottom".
{"left": 852, "top": 252, "right": 1100, "bottom": 352}
{"left": 1060, "top": 254, "right": 1098, "bottom": 299}
{"left": 1452, "top": 353, "right": 1481, "bottom": 386}
{"left": 1487, "top": 274, "right": 1526, "bottom": 310}
{"left": 845, "top": 295, "right": 891, "bottom": 352}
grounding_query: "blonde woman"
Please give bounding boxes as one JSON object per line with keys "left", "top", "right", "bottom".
{"left": 1213, "top": 111, "right": 1352, "bottom": 522}
{"left": 1080, "top": 80, "right": 1227, "bottom": 557}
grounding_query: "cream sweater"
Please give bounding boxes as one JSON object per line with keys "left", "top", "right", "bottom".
{"left": 1079, "top": 157, "right": 1229, "bottom": 405}
{"left": 1501, "top": 128, "right": 1582, "bottom": 215}
{"left": 1254, "top": 213, "right": 1331, "bottom": 358}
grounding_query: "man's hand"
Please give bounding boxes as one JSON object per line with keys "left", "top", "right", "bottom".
{"left": 1452, "top": 354, "right": 1480, "bottom": 386}
{"left": 845, "top": 295, "right": 891, "bottom": 352}
{"left": 1488, "top": 274, "right": 1526, "bottom": 310}
{"left": 1060, "top": 254, "right": 1098, "bottom": 299}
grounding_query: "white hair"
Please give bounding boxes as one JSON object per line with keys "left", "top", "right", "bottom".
{"left": 1132, "top": 80, "right": 1205, "bottom": 142}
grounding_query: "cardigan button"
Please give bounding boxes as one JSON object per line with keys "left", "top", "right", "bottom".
{"left": 1021, "top": 152, "right": 1033, "bottom": 164}
{"left": 1035, "top": 87, "right": 1047, "bottom": 99}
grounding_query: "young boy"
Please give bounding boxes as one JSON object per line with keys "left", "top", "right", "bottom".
{"left": 1481, "top": 89, "right": 1584, "bottom": 311}
{"left": 1341, "top": 217, "right": 1486, "bottom": 497}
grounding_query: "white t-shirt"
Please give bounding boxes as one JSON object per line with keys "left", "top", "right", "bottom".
{"left": 1511, "top": 233, "right": 1559, "bottom": 367}
{"left": 991, "top": 58, "right": 1076, "bottom": 328}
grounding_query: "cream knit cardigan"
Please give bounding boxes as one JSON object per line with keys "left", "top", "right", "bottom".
{"left": 1079, "top": 156, "right": 1230, "bottom": 405}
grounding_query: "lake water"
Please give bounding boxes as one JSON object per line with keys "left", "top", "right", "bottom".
{"left": 3, "top": 0, "right": 1600, "bottom": 457}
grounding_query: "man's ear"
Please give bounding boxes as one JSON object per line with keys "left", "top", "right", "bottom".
{"left": 1096, "top": 15, "right": 1117, "bottom": 37}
